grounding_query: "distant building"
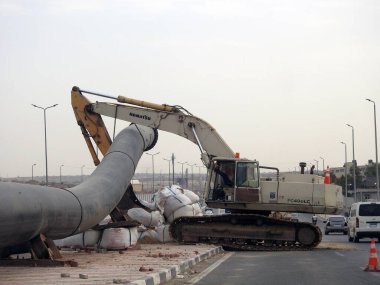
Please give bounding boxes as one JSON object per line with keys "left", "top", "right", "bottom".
{"left": 330, "top": 161, "right": 367, "bottom": 179}
{"left": 356, "top": 188, "right": 379, "bottom": 201}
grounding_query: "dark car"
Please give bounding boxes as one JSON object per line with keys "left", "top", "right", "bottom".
{"left": 324, "top": 215, "right": 348, "bottom": 235}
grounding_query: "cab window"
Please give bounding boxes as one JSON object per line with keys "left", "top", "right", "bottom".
{"left": 214, "top": 161, "right": 235, "bottom": 187}
{"left": 208, "top": 161, "right": 236, "bottom": 201}
{"left": 236, "top": 162, "right": 259, "bottom": 188}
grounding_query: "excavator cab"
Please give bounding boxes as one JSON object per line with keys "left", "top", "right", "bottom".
{"left": 207, "top": 158, "right": 260, "bottom": 203}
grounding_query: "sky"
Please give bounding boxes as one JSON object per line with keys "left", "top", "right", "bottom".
{"left": 0, "top": 0, "right": 379, "bottom": 178}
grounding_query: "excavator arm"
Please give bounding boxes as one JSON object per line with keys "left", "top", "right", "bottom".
{"left": 71, "top": 86, "right": 235, "bottom": 167}
{"left": 71, "top": 87, "right": 112, "bottom": 165}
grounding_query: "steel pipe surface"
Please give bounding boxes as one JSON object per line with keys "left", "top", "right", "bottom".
{"left": 0, "top": 124, "right": 157, "bottom": 248}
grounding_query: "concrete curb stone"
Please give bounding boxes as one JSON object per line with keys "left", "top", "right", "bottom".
{"left": 130, "top": 247, "right": 222, "bottom": 285}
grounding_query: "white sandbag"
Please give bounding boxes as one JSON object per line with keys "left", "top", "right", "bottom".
{"left": 127, "top": 208, "right": 164, "bottom": 227}
{"left": 192, "top": 203, "right": 202, "bottom": 215}
{"left": 139, "top": 199, "right": 158, "bottom": 211}
{"left": 170, "top": 184, "right": 185, "bottom": 193}
{"left": 156, "top": 186, "right": 180, "bottom": 209}
{"left": 160, "top": 186, "right": 181, "bottom": 198}
{"left": 163, "top": 194, "right": 192, "bottom": 219}
{"left": 183, "top": 189, "right": 200, "bottom": 204}
{"left": 99, "top": 227, "right": 138, "bottom": 249}
{"left": 155, "top": 225, "right": 173, "bottom": 243}
{"left": 138, "top": 229, "right": 159, "bottom": 242}
{"left": 55, "top": 230, "right": 101, "bottom": 248}
{"left": 166, "top": 203, "right": 203, "bottom": 223}
{"left": 157, "top": 185, "right": 184, "bottom": 200}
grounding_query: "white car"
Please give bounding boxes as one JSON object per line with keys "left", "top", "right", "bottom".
{"left": 347, "top": 202, "right": 380, "bottom": 242}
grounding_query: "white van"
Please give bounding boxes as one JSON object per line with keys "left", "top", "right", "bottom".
{"left": 347, "top": 202, "right": 380, "bottom": 242}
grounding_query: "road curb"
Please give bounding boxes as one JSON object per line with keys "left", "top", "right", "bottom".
{"left": 130, "top": 246, "right": 223, "bottom": 285}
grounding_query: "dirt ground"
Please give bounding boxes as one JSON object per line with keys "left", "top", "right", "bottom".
{"left": 317, "top": 241, "right": 355, "bottom": 250}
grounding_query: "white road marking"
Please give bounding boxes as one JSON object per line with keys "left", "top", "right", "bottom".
{"left": 334, "top": 251, "right": 345, "bottom": 257}
{"left": 185, "top": 252, "right": 234, "bottom": 284}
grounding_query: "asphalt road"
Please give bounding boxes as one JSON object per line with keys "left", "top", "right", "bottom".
{"left": 163, "top": 214, "right": 380, "bottom": 285}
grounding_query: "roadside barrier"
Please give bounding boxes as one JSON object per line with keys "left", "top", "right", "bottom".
{"left": 364, "top": 239, "right": 380, "bottom": 272}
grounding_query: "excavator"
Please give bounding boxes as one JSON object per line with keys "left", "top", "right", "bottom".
{"left": 71, "top": 86, "right": 343, "bottom": 250}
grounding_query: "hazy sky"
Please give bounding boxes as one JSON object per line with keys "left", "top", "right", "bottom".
{"left": 0, "top": 0, "right": 379, "bottom": 178}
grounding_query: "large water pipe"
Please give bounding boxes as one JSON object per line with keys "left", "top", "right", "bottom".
{"left": 0, "top": 124, "right": 157, "bottom": 248}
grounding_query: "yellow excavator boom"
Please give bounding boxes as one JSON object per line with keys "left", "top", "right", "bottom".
{"left": 71, "top": 86, "right": 112, "bottom": 165}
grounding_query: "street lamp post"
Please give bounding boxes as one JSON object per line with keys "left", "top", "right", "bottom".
{"left": 366, "top": 99, "right": 379, "bottom": 201}
{"left": 341, "top": 142, "right": 348, "bottom": 214}
{"left": 32, "top": 163, "right": 36, "bottom": 181}
{"left": 163, "top": 158, "right": 171, "bottom": 186}
{"left": 346, "top": 124, "right": 357, "bottom": 201}
{"left": 320, "top": 157, "right": 325, "bottom": 173}
{"left": 187, "top": 163, "right": 195, "bottom": 191}
{"left": 177, "top": 161, "right": 187, "bottom": 187}
{"left": 32, "top": 103, "right": 58, "bottom": 186}
{"left": 81, "top": 165, "right": 85, "bottom": 182}
{"left": 171, "top": 153, "right": 175, "bottom": 186}
{"left": 196, "top": 164, "right": 202, "bottom": 192}
{"left": 60, "top": 164, "right": 64, "bottom": 184}
{"left": 314, "top": 159, "right": 319, "bottom": 175}
{"left": 146, "top": 152, "right": 160, "bottom": 192}
{"left": 307, "top": 162, "right": 314, "bottom": 174}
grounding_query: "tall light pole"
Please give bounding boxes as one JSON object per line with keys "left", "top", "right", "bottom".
{"left": 32, "top": 103, "right": 58, "bottom": 186}
{"left": 163, "top": 158, "right": 171, "bottom": 186}
{"left": 346, "top": 124, "right": 357, "bottom": 201}
{"left": 314, "top": 159, "right": 319, "bottom": 175}
{"left": 320, "top": 157, "right": 325, "bottom": 173}
{"left": 196, "top": 164, "right": 202, "bottom": 192}
{"left": 187, "top": 163, "right": 195, "bottom": 191}
{"left": 146, "top": 152, "right": 160, "bottom": 192}
{"left": 32, "top": 163, "right": 36, "bottom": 181}
{"left": 178, "top": 161, "right": 187, "bottom": 187}
{"left": 366, "top": 99, "right": 379, "bottom": 201}
{"left": 341, "top": 142, "right": 348, "bottom": 214}
{"left": 171, "top": 153, "right": 175, "bottom": 186}
{"left": 81, "top": 165, "right": 85, "bottom": 182}
{"left": 60, "top": 164, "right": 64, "bottom": 184}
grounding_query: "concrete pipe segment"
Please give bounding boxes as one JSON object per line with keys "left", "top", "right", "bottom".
{"left": 0, "top": 124, "right": 158, "bottom": 248}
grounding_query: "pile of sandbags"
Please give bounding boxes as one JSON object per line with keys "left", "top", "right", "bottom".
{"left": 128, "top": 185, "right": 203, "bottom": 243}
{"left": 55, "top": 186, "right": 203, "bottom": 247}
{"left": 54, "top": 216, "right": 138, "bottom": 250}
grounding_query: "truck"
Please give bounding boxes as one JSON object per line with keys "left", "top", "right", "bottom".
{"left": 72, "top": 86, "right": 343, "bottom": 250}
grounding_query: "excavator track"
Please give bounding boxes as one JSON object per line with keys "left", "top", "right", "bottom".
{"left": 170, "top": 214, "right": 322, "bottom": 251}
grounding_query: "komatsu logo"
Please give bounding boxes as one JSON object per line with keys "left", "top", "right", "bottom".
{"left": 287, "top": 198, "right": 310, "bottom": 204}
{"left": 129, "top": 112, "right": 151, "bottom": 120}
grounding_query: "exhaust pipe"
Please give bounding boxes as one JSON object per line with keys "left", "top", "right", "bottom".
{"left": 299, "top": 162, "right": 307, "bottom": 174}
{"left": 0, "top": 124, "right": 157, "bottom": 248}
